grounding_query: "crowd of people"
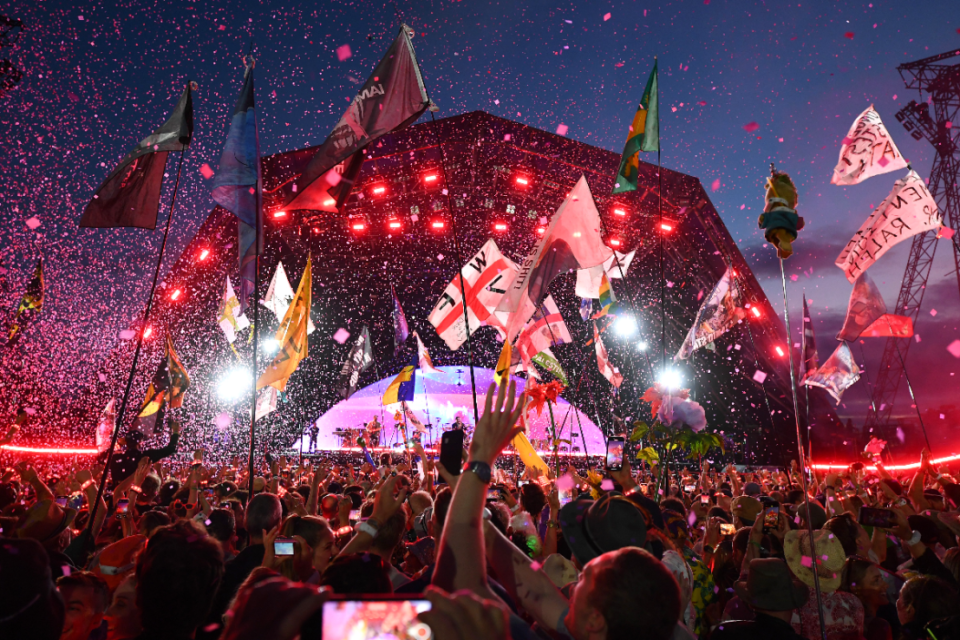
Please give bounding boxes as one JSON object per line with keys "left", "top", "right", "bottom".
{"left": 2, "top": 381, "right": 960, "bottom": 640}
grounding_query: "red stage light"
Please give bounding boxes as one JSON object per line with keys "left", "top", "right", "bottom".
{"left": 431, "top": 220, "right": 445, "bottom": 230}
{"left": 536, "top": 227, "right": 546, "bottom": 235}
{"left": 609, "top": 238, "right": 622, "bottom": 247}
{"left": 775, "top": 346, "right": 785, "bottom": 357}
{"left": 372, "top": 185, "right": 386, "bottom": 195}
{"left": 143, "top": 326, "right": 154, "bottom": 339}
{"left": 1, "top": 444, "right": 99, "bottom": 455}
{"left": 751, "top": 307, "right": 761, "bottom": 318}
{"left": 171, "top": 289, "right": 182, "bottom": 301}
{"left": 351, "top": 222, "right": 366, "bottom": 231}
{"left": 388, "top": 220, "right": 402, "bottom": 230}
{"left": 273, "top": 210, "right": 287, "bottom": 218}
{"left": 323, "top": 198, "right": 336, "bottom": 207}
{"left": 614, "top": 208, "right": 627, "bottom": 217}
{"left": 813, "top": 452, "right": 960, "bottom": 471}
{"left": 199, "top": 249, "right": 210, "bottom": 261}
{"left": 494, "top": 222, "right": 508, "bottom": 232}
{"left": 515, "top": 176, "right": 529, "bottom": 186}
{"left": 660, "top": 223, "right": 673, "bottom": 232}
{"left": 424, "top": 174, "right": 438, "bottom": 183}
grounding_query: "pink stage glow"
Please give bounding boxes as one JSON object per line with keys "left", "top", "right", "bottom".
{"left": 1, "top": 444, "right": 99, "bottom": 455}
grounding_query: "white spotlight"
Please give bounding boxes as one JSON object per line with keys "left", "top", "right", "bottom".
{"left": 614, "top": 315, "right": 638, "bottom": 337}
{"left": 637, "top": 341, "right": 649, "bottom": 351}
{"left": 218, "top": 368, "right": 252, "bottom": 402}
{"left": 657, "top": 368, "right": 682, "bottom": 390}
{"left": 262, "top": 338, "right": 280, "bottom": 355}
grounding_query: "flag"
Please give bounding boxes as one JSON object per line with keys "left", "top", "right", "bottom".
{"left": 261, "top": 262, "right": 316, "bottom": 334}
{"left": 532, "top": 348, "right": 569, "bottom": 386}
{"left": 675, "top": 268, "right": 745, "bottom": 360}
{"left": 284, "top": 24, "right": 433, "bottom": 212}
{"left": 498, "top": 175, "right": 613, "bottom": 342}
{"left": 594, "top": 321, "right": 623, "bottom": 388}
{"left": 428, "top": 238, "right": 518, "bottom": 351}
{"left": 515, "top": 295, "right": 573, "bottom": 367}
{"left": 831, "top": 105, "right": 908, "bottom": 186}
{"left": 612, "top": 60, "right": 659, "bottom": 194}
{"left": 8, "top": 259, "right": 43, "bottom": 343}
{"left": 861, "top": 314, "right": 914, "bottom": 338}
{"left": 383, "top": 351, "right": 418, "bottom": 405}
{"left": 512, "top": 431, "right": 550, "bottom": 476}
{"left": 218, "top": 276, "right": 250, "bottom": 344}
{"left": 401, "top": 401, "right": 428, "bottom": 433}
{"left": 494, "top": 340, "right": 512, "bottom": 386}
{"left": 80, "top": 82, "right": 194, "bottom": 229}
{"left": 414, "top": 331, "right": 442, "bottom": 374}
{"left": 799, "top": 295, "right": 820, "bottom": 383}
{"left": 338, "top": 326, "right": 374, "bottom": 400}
{"left": 257, "top": 256, "right": 311, "bottom": 392}
{"left": 575, "top": 249, "right": 636, "bottom": 298}
{"left": 835, "top": 272, "right": 912, "bottom": 342}
{"left": 579, "top": 298, "right": 593, "bottom": 322}
{"left": 131, "top": 337, "right": 190, "bottom": 435}
{"left": 592, "top": 274, "right": 619, "bottom": 319}
{"left": 391, "top": 284, "right": 410, "bottom": 357}
{"left": 255, "top": 387, "right": 278, "bottom": 421}
{"left": 212, "top": 63, "right": 262, "bottom": 312}
{"left": 95, "top": 399, "right": 116, "bottom": 454}
{"left": 835, "top": 170, "right": 941, "bottom": 282}
{"left": 804, "top": 342, "right": 860, "bottom": 404}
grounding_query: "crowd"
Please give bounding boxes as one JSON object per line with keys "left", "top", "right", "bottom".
{"left": 2, "top": 381, "right": 960, "bottom": 640}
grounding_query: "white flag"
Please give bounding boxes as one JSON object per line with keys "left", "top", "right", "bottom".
{"left": 261, "top": 262, "right": 315, "bottom": 334}
{"left": 804, "top": 342, "right": 860, "bottom": 404}
{"left": 95, "top": 399, "right": 116, "bottom": 454}
{"left": 401, "top": 401, "right": 428, "bottom": 433}
{"left": 835, "top": 170, "right": 941, "bottom": 282}
{"left": 255, "top": 387, "right": 278, "bottom": 421}
{"left": 831, "top": 105, "right": 908, "bottom": 186}
{"left": 575, "top": 249, "right": 637, "bottom": 298}
{"left": 218, "top": 276, "right": 250, "bottom": 344}
{"left": 594, "top": 322, "right": 623, "bottom": 388}
{"left": 675, "top": 268, "right": 745, "bottom": 360}
{"left": 414, "top": 331, "right": 443, "bottom": 374}
{"left": 515, "top": 295, "right": 572, "bottom": 365}
{"left": 428, "top": 238, "right": 518, "bottom": 351}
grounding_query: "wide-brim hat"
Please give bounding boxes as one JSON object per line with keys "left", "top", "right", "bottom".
{"left": 784, "top": 529, "right": 845, "bottom": 592}
{"left": 93, "top": 534, "right": 147, "bottom": 592}
{"left": 542, "top": 553, "right": 579, "bottom": 588}
{"left": 731, "top": 495, "right": 763, "bottom": 524}
{"left": 16, "top": 499, "right": 77, "bottom": 545}
{"left": 734, "top": 558, "right": 809, "bottom": 612}
{"left": 558, "top": 493, "right": 647, "bottom": 566}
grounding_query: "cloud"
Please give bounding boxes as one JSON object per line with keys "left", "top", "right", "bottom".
{"left": 742, "top": 237, "right": 849, "bottom": 280}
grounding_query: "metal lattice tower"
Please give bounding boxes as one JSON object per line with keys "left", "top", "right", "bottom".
{"left": 865, "top": 49, "right": 960, "bottom": 435}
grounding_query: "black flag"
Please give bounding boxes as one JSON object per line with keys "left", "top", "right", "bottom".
{"left": 338, "top": 326, "right": 374, "bottom": 400}
{"left": 80, "top": 82, "right": 194, "bottom": 229}
{"left": 283, "top": 24, "right": 433, "bottom": 212}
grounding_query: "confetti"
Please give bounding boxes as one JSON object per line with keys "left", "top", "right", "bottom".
{"left": 603, "top": 13, "right": 611, "bottom": 21}
{"left": 337, "top": 45, "right": 352, "bottom": 61}
{"left": 333, "top": 328, "right": 350, "bottom": 344}
{"left": 753, "top": 370, "right": 767, "bottom": 384}
{"left": 743, "top": 122, "right": 759, "bottom": 133}
{"left": 25, "top": 217, "right": 41, "bottom": 229}
{"left": 199, "top": 163, "right": 215, "bottom": 179}
{"left": 556, "top": 123, "right": 568, "bottom": 136}
{"left": 947, "top": 340, "right": 960, "bottom": 358}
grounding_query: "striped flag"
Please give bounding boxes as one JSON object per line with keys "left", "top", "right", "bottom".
{"left": 613, "top": 59, "right": 658, "bottom": 194}
{"left": 593, "top": 321, "right": 623, "bottom": 388}
{"left": 592, "top": 273, "right": 619, "bottom": 318}
{"left": 414, "top": 332, "right": 442, "bottom": 374}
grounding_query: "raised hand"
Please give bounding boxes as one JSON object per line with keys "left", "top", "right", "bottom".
{"left": 468, "top": 382, "right": 525, "bottom": 467}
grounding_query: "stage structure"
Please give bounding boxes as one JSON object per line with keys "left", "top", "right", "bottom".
{"left": 866, "top": 49, "right": 960, "bottom": 438}
{"left": 65, "top": 111, "right": 844, "bottom": 464}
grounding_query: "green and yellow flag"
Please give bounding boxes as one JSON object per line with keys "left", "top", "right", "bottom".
{"left": 613, "top": 59, "right": 659, "bottom": 194}
{"left": 257, "top": 256, "right": 311, "bottom": 392}
{"left": 8, "top": 259, "right": 44, "bottom": 343}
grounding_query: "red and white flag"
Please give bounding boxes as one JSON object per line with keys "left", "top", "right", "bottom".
{"left": 831, "top": 105, "right": 908, "bottom": 186}
{"left": 515, "top": 295, "right": 572, "bottom": 365}
{"left": 498, "top": 175, "right": 613, "bottom": 342}
{"left": 593, "top": 321, "right": 623, "bottom": 388}
{"left": 836, "top": 170, "right": 941, "bottom": 282}
{"left": 575, "top": 249, "right": 637, "bottom": 298}
{"left": 428, "top": 239, "right": 518, "bottom": 351}
{"left": 836, "top": 272, "right": 913, "bottom": 341}
{"left": 414, "top": 331, "right": 443, "bottom": 374}
{"left": 95, "top": 399, "right": 116, "bottom": 454}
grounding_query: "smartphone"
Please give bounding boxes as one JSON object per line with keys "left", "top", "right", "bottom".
{"left": 55, "top": 495, "right": 68, "bottom": 507}
{"left": 315, "top": 596, "right": 432, "bottom": 640}
{"left": 605, "top": 437, "right": 625, "bottom": 472}
{"left": 859, "top": 506, "right": 897, "bottom": 529}
{"left": 273, "top": 538, "right": 296, "bottom": 557}
{"left": 68, "top": 493, "right": 85, "bottom": 510}
{"left": 116, "top": 498, "right": 130, "bottom": 515}
{"left": 700, "top": 494, "right": 711, "bottom": 505}
{"left": 558, "top": 486, "right": 575, "bottom": 507}
{"left": 439, "top": 430, "right": 464, "bottom": 478}
{"left": 203, "top": 488, "right": 214, "bottom": 500}
{"left": 720, "top": 523, "right": 737, "bottom": 536}
{"left": 487, "top": 488, "right": 501, "bottom": 501}
{"left": 684, "top": 484, "right": 696, "bottom": 493}
{"left": 762, "top": 505, "right": 779, "bottom": 533}
{"left": 349, "top": 509, "right": 360, "bottom": 521}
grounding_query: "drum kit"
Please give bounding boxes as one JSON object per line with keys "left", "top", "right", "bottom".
{"left": 331, "top": 417, "right": 474, "bottom": 449}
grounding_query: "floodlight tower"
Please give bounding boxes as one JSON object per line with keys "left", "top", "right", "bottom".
{"left": 865, "top": 49, "right": 960, "bottom": 435}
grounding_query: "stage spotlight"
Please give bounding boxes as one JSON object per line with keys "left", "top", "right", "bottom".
{"left": 657, "top": 368, "right": 682, "bottom": 390}
{"left": 536, "top": 226, "right": 545, "bottom": 235}
{"left": 515, "top": 176, "right": 529, "bottom": 186}
{"left": 775, "top": 345, "right": 785, "bottom": 357}
{"left": 660, "top": 217, "right": 677, "bottom": 232}
{"left": 350, "top": 220, "right": 367, "bottom": 232}
{"left": 143, "top": 326, "right": 154, "bottom": 339}
{"left": 170, "top": 289, "right": 182, "bottom": 301}
{"left": 750, "top": 306, "right": 761, "bottom": 318}
{"left": 609, "top": 238, "right": 622, "bottom": 247}
{"left": 323, "top": 198, "right": 336, "bottom": 207}
{"left": 613, "top": 208, "right": 627, "bottom": 217}
{"left": 387, "top": 219, "right": 402, "bottom": 230}
{"left": 218, "top": 368, "right": 252, "bottom": 402}
{"left": 273, "top": 210, "right": 287, "bottom": 219}
{"left": 494, "top": 222, "right": 508, "bottom": 232}
{"left": 637, "top": 340, "right": 649, "bottom": 351}
{"left": 372, "top": 185, "right": 387, "bottom": 196}
{"left": 431, "top": 220, "right": 446, "bottom": 230}
{"left": 198, "top": 249, "right": 210, "bottom": 261}
{"left": 262, "top": 338, "right": 280, "bottom": 355}
{"left": 423, "top": 173, "right": 438, "bottom": 184}
{"left": 614, "top": 315, "right": 638, "bottom": 337}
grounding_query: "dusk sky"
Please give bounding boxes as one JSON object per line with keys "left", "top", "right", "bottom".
{"left": 2, "top": 1, "right": 959, "bottom": 441}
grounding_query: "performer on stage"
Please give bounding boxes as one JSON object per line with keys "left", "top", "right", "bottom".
{"left": 308, "top": 423, "right": 319, "bottom": 452}
{"left": 365, "top": 416, "right": 382, "bottom": 447}
{"left": 452, "top": 415, "right": 468, "bottom": 432}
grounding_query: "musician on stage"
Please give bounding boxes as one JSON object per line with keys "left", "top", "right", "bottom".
{"left": 452, "top": 415, "right": 468, "bottom": 432}
{"left": 308, "top": 423, "right": 319, "bottom": 452}
{"left": 365, "top": 416, "right": 382, "bottom": 447}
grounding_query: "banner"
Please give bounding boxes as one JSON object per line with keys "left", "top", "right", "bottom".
{"left": 402, "top": 401, "right": 428, "bottom": 433}
{"left": 831, "top": 105, "right": 908, "bottom": 186}
{"left": 594, "top": 321, "right": 623, "bottom": 388}
{"left": 414, "top": 331, "right": 442, "bottom": 374}
{"left": 800, "top": 296, "right": 819, "bottom": 383}
{"left": 8, "top": 259, "right": 43, "bottom": 343}
{"left": 675, "top": 268, "right": 745, "bottom": 360}
{"left": 532, "top": 348, "right": 569, "bottom": 386}
{"left": 338, "top": 326, "right": 374, "bottom": 400}
{"left": 261, "top": 262, "right": 315, "bottom": 333}
{"left": 836, "top": 272, "right": 887, "bottom": 342}
{"left": 383, "top": 351, "right": 418, "bottom": 406}
{"left": 836, "top": 170, "right": 941, "bottom": 282}
{"left": 804, "top": 341, "right": 860, "bottom": 404}
{"left": 391, "top": 284, "right": 410, "bottom": 357}
{"left": 95, "top": 399, "right": 116, "bottom": 454}
{"left": 255, "top": 387, "right": 278, "bottom": 421}
{"left": 515, "top": 295, "right": 572, "bottom": 366}
{"left": 428, "top": 238, "right": 518, "bottom": 351}
{"left": 512, "top": 431, "right": 551, "bottom": 476}
{"left": 575, "top": 249, "right": 636, "bottom": 298}
{"left": 218, "top": 276, "right": 250, "bottom": 344}
{"left": 613, "top": 59, "right": 658, "bottom": 193}
{"left": 494, "top": 340, "right": 512, "bottom": 387}
{"left": 257, "top": 256, "right": 311, "bottom": 392}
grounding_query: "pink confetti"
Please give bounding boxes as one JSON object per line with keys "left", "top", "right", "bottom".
{"left": 790, "top": 274, "right": 799, "bottom": 282}
{"left": 947, "top": 340, "right": 960, "bottom": 358}
{"left": 199, "top": 163, "right": 215, "bottom": 179}
{"left": 601, "top": 479, "right": 614, "bottom": 491}
{"left": 333, "top": 328, "right": 350, "bottom": 344}
{"left": 530, "top": 561, "right": 542, "bottom": 571}
{"left": 753, "top": 370, "right": 767, "bottom": 384}
{"left": 119, "top": 330, "right": 136, "bottom": 340}
{"left": 337, "top": 45, "right": 352, "bottom": 61}
{"left": 214, "top": 412, "right": 232, "bottom": 429}
{"left": 556, "top": 123, "right": 568, "bottom": 136}
{"left": 801, "top": 555, "right": 813, "bottom": 567}
{"left": 698, "top": 100, "right": 707, "bottom": 106}
{"left": 844, "top": 32, "right": 854, "bottom": 39}
{"left": 25, "top": 217, "right": 41, "bottom": 229}
{"left": 946, "top": 122, "right": 954, "bottom": 129}
{"left": 878, "top": 156, "right": 889, "bottom": 167}
{"left": 743, "top": 122, "right": 759, "bottom": 133}
{"left": 939, "top": 226, "right": 955, "bottom": 239}
{"left": 710, "top": 178, "right": 721, "bottom": 192}
{"left": 218, "top": 25, "right": 226, "bottom": 31}
{"left": 930, "top": 309, "right": 937, "bottom": 317}
{"left": 915, "top": 334, "right": 922, "bottom": 343}
{"left": 556, "top": 473, "right": 575, "bottom": 491}
{"left": 603, "top": 12, "right": 611, "bottom": 21}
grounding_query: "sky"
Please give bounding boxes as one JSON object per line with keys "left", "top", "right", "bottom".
{"left": 1, "top": 0, "right": 959, "bottom": 440}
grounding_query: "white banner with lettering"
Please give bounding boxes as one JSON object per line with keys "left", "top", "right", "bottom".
{"left": 831, "top": 105, "right": 908, "bottom": 186}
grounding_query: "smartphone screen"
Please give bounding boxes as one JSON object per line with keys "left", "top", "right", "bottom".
{"left": 55, "top": 495, "right": 68, "bottom": 507}
{"left": 487, "top": 488, "right": 500, "bottom": 501}
{"left": 439, "top": 431, "right": 464, "bottom": 478}
{"left": 349, "top": 509, "right": 360, "bottom": 521}
{"left": 321, "top": 598, "right": 432, "bottom": 640}
{"left": 116, "top": 498, "right": 130, "bottom": 514}
{"left": 762, "top": 506, "right": 779, "bottom": 532}
{"left": 720, "top": 523, "right": 736, "bottom": 536}
{"left": 700, "top": 494, "right": 710, "bottom": 505}
{"left": 558, "top": 486, "right": 574, "bottom": 507}
{"left": 274, "top": 538, "right": 296, "bottom": 557}
{"left": 605, "top": 437, "right": 625, "bottom": 472}
{"left": 859, "top": 506, "right": 897, "bottom": 529}
{"left": 684, "top": 484, "right": 696, "bottom": 493}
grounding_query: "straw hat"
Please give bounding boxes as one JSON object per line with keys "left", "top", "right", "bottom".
{"left": 783, "top": 529, "right": 845, "bottom": 592}
{"left": 542, "top": 553, "right": 579, "bottom": 589}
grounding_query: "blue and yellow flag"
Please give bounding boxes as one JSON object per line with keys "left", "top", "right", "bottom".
{"left": 383, "top": 351, "right": 418, "bottom": 405}
{"left": 613, "top": 59, "right": 659, "bottom": 194}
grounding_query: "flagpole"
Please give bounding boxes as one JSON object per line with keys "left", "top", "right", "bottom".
{"left": 87, "top": 147, "right": 186, "bottom": 533}
{"left": 882, "top": 316, "right": 931, "bottom": 450}
{"left": 778, "top": 256, "right": 828, "bottom": 640}
{"left": 429, "top": 112, "right": 480, "bottom": 425}
{"left": 656, "top": 58, "right": 665, "bottom": 379}
{"left": 246, "top": 264, "right": 260, "bottom": 499}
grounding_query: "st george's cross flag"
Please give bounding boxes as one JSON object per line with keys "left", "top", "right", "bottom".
{"left": 428, "top": 238, "right": 518, "bottom": 351}
{"left": 805, "top": 342, "right": 860, "bottom": 405}
{"left": 497, "top": 175, "right": 613, "bottom": 343}
{"left": 836, "top": 272, "right": 913, "bottom": 342}
{"left": 383, "top": 351, "right": 418, "bottom": 406}
{"left": 831, "top": 105, "right": 908, "bottom": 186}
{"left": 218, "top": 276, "right": 250, "bottom": 344}
{"left": 212, "top": 62, "right": 263, "bottom": 313}
{"left": 575, "top": 249, "right": 636, "bottom": 299}
{"left": 675, "top": 268, "right": 745, "bottom": 360}
{"left": 95, "top": 399, "right": 117, "bottom": 454}
{"left": 836, "top": 170, "right": 941, "bottom": 282}
{"left": 8, "top": 259, "right": 43, "bottom": 343}
{"left": 81, "top": 82, "right": 194, "bottom": 229}
{"left": 613, "top": 59, "right": 659, "bottom": 194}
{"left": 261, "top": 262, "right": 316, "bottom": 333}
{"left": 799, "top": 295, "right": 820, "bottom": 383}
{"left": 258, "top": 256, "right": 311, "bottom": 392}
{"left": 515, "top": 295, "right": 572, "bottom": 368}
{"left": 593, "top": 321, "right": 623, "bottom": 388}
{"left": 414, "top": 331, "right": 442, "bottom": 374}
{"left": 284, "top": 24, "right": 433, "bottom": 212}
{"left": 338, "top": 326, "right": 374, "bottom": 400}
